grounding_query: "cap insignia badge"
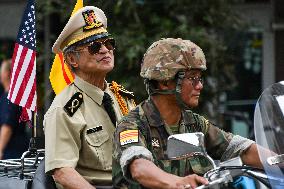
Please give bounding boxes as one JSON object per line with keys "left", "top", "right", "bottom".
{"left": 82, "top": 10, "right": 103, "bottom": 31}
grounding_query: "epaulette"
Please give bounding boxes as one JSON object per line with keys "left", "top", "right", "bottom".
{"left": 64, "top": 92, "right": 83, "bottom": 117}
{"left": 109, "top": 81, "right": 134, "bottom": 99}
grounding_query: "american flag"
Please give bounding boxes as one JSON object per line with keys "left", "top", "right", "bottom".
{"left": 8, "top": 0, "right": 37, "bottom": 114}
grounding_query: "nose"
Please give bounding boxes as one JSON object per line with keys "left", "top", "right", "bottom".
{"left": 98, "top": 44, "right": 109, "bottom": 53}
{"left": 194, "top": 81, "right": 203, "bottom": 90}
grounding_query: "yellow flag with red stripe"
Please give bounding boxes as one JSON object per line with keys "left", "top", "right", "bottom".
{"left": 49, "top": 0, "right": 83, "bottom": 95}
{"left": 119, "top": 130, "right": 139, "bottom": 146}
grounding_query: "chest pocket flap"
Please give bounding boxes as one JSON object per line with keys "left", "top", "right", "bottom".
{"left": 85, "top": 127, "right": 109, "bottom": 147}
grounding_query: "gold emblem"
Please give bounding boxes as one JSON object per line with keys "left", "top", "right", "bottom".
{"left": 82, "top": 10, "right": 103, "bottom": 31}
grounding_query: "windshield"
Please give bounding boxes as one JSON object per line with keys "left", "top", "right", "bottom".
{"left": 254, "top": 81, "right": 284, "bottom": 188}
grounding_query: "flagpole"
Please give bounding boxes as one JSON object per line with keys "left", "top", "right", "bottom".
{"left": 33, "top": 111, "right": 37, "bottom": 137}
{"left": 20, "top": 111, "right": 37, "bottom": 179}
{"left": 29, "top": 111, "right": 37, "bottom": 151}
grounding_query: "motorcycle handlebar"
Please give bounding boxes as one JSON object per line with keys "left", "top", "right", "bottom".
{"left": 196, "top": 166, "right": 269, "bottom": 189}
{"left": 196, "top": 177, "right": 229, "bottom": 189}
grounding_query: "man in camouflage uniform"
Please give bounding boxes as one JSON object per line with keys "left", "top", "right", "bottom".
{"left": 113, "top": 38, "right": 262, "bottom": 189}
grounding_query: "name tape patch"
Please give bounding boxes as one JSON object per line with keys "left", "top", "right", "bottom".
{"left": 87, "top": 126, "right": 103, "bottom": 134}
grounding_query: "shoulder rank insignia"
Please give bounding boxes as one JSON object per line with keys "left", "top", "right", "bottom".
{"left": 82, "top": 10, "right": 103, "bottom": 31}
{"left": 64, "top": 92, "right": 83, "bottom": 117}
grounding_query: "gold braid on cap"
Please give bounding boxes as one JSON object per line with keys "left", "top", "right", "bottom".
{"left": 61, "top": 27, "right": 107, "bottom": 50}
{"left": 110, "top": 81, "right": 134, "bottom": 116}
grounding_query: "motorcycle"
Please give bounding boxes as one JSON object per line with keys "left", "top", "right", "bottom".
{"left": 166, "top": 81, "right": 284, "bottom": 189}
{"left": 1, "top": 82, "right": 284, "bottom": 189}
{"left": 0, "top": 139, "right": 56, "bottom": 189}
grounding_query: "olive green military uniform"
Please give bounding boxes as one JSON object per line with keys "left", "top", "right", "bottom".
{"left": 112, "top": 99, "right": 254, "bottom": 189}
{"left": 44, "top": 76, "right": 135, "bottom": 189}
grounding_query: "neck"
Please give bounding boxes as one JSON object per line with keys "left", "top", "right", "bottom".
{"left": 76, "top": 72, "right": 106, "bottom": 90}
{"left": 151, "top": 94, "right": 181, "bottom": 126}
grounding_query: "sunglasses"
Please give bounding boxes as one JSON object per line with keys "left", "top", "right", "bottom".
{"left": 74, "top": 38, "right": 115, "bottom": 55}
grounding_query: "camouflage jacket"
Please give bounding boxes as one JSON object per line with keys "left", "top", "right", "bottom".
{"left": 112, "top": 98, "right": 253, "bottom": 189}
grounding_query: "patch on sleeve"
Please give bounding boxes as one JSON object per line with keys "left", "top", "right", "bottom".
{"left": 64, "top": 92, "right": 83, "bottom": 117}
{"left": 119, "top": 130, "right": 139, "bottom": 146}
{"left": 152, "top": 137, "right": 160, "bottom": 148}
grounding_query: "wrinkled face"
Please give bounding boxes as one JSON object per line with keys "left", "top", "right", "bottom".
{"left": 68, "top": 37, "right": 115, "bottom": 77}
{"left": 180, "top": 69, "right": 204, "bottom": 108}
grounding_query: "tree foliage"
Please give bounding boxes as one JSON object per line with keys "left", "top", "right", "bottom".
{"left": 36, "top": 0, "right": 245, "bottom": 120}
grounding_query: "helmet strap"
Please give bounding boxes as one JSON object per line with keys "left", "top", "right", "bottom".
{"left": 145, "top": 72, "right": 194, "bottom": 111}
{"left": 175, "top": 71, "right": 191, "bottom": 110}
{"left": 145, "top": 79, "right": 176, "bottom": 96}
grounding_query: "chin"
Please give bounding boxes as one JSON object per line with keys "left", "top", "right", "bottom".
{"left": 189, "top": 101, "right": 199, "bottom": 108}
{"left": 105, "top": 66, "right": 114, "bottom": 73}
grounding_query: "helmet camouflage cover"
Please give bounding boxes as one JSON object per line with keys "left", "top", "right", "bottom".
{"left": 140, "top": 38, "right": 206, "bottom": 81}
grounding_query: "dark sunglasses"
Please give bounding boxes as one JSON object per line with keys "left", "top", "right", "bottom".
{"left": 75, "top": 38, "right": 115, "bottom": 55}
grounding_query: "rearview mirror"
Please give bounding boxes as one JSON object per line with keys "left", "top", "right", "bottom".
{"left": 166, "top": 132, "right": 216, "bottom": 169}
{"left": 166, "top": 132, "right": 206, "bottom": 159}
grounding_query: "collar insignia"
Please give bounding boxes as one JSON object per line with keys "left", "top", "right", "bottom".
{"left": 64, "top": 92, "right": 83, "bottom": 117}
{"left": 82, "top": 10, "right": 103, "bottom": 31}
{"left": 152, "top": 137, "right": 160, "bottom": 148}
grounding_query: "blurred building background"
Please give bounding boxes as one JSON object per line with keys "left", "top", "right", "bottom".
{"left": 0, "top": 0, "right": 283, "bottom": 142}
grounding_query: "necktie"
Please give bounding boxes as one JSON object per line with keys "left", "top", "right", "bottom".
{"left": 102, "top": 92, "right": 117, "bottom": 126}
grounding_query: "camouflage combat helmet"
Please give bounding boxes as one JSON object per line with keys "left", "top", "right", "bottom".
{"left": 141, "top": 38, "right": 207, "bottom": 110}
{"left": 140, "top": 38, "right": 206, "bottom": 81}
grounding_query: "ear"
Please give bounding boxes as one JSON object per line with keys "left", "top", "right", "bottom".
{"left": 158, "top": 81, "right": 169, "bottom": 90}
{"left": 65, "top": 53, "right": 79, "bottom": 69}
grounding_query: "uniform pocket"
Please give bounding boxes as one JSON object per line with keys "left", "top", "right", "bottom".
{"left": 85, "top": 127, "right": 109, "bottom": 147}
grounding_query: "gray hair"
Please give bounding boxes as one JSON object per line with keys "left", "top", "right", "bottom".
{"left": 63, "top": 44, "right": 81, "bottom": 73}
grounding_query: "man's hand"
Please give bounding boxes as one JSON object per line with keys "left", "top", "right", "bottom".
{"left": 171, "top": 174, "right": 209, "bottom": 189}
{"left": 130, "top": 158, "right": 208, "bottom": 189}
{"left": 241, "top": 143, "right": 263, "bottom": 169}
{"left": 53, "top": 167, "right": 95, "bottom": 189}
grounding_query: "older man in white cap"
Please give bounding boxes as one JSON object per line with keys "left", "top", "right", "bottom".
{"left": 44, "top": 6, "right": 135, "bottom": 189}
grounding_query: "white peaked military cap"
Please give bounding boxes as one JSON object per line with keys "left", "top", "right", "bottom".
{"left": 52, "top": 6, "right": 108, "bottom": 54}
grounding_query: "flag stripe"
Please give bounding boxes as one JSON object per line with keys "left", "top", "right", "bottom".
{"left": 49, "top": 0, "right": 81, "bottom": 95}
{"left": 120, "top": 133, "right": 138, "bottom": 140}
{"left": 59, "top": 53, "right": 72, "bottom": 84}
{"left": 8, "top": 0, "right": 37, "bottom": 124}
{"left": 25, "top": 79, "right": 36, "bottom": 110}
{"left": 8, "top": 44, "right": 27, "bottom": 100}
{"left": 14, "top": 50, "right": 35, "bottom": 106}
{"left": 11, "top": 43, "right": 19, "bottom": 75}
{"left": 29, "top": 89, "right": 37, "bottom": 111}
{"left": 19, "top": 56, "right": 36, "bottom": 110}
{"left": 10, "top": 47, "right": 34, "bottom": 102}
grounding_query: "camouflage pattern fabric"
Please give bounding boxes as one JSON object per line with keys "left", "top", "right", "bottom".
{"left": 140, "top": 38, "right": 206, "bottom": 81}
{"left": 112, "top": 98, "right": 235, "bottom": 189}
